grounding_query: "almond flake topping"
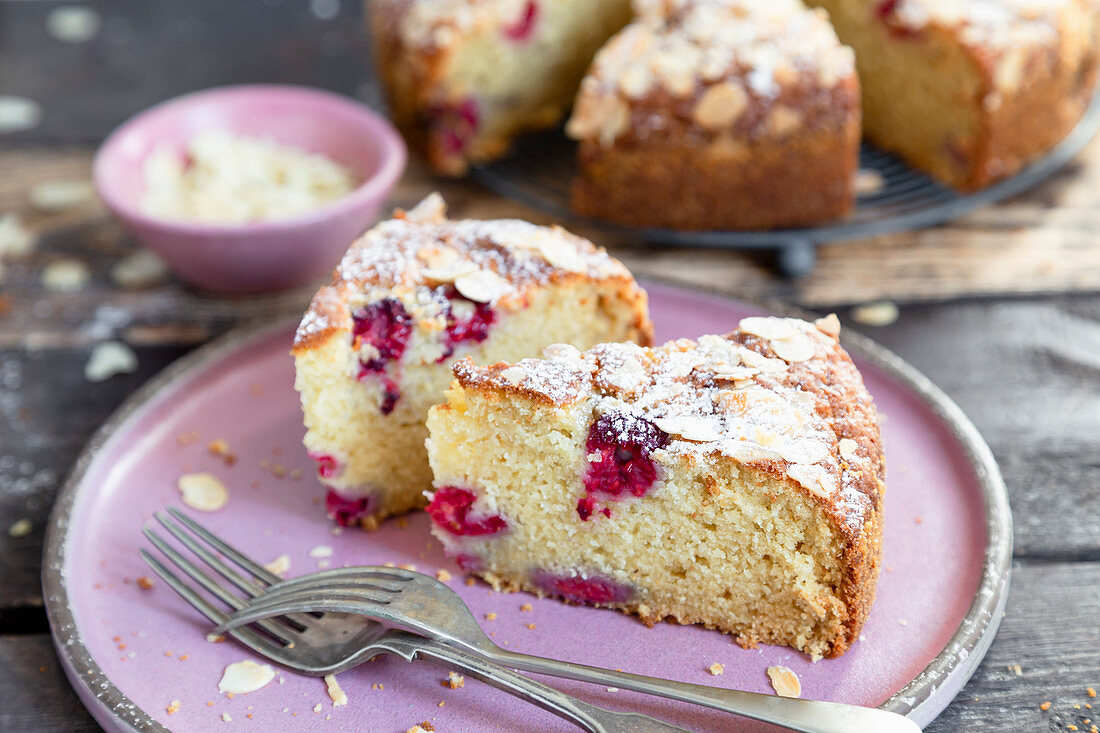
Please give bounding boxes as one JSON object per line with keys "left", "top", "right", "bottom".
{"left": 839, "top": 438, "right": 859, "bottom": 460}
{"left": 325, "top": 674, "right": 348, "bottom": 707}
{"left": 454, "top": 268, "right": 514, "bottom": 303}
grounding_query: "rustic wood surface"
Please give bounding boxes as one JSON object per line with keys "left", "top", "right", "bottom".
{"left": 2, "top": 1, "right": 1099, "bottom": 731}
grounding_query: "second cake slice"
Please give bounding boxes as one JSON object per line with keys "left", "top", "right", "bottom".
{"left": 425, "top": 315, "right": 884, "bottom": 658}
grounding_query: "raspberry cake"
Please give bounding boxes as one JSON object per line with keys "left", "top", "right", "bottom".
{"left": 293, "top": 194, "right": 652, "bottom": 528}
{"left": 369, "top": 0, "right": 633, "bottom": 175}
{"left": 425, "top": 314, "right": 884, "bottom": 658}
{"left": 566, "top": 0, "right": 861, "bottom": 230}
{"left": 811, "top": 0, "right": 1099, "bottom": 190}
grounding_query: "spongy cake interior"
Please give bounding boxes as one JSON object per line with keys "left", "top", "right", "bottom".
{"left": 426, "top": 382, "right": 851, "bottom": 659}
{"left": 295, "top": 279, "right": 648, "bottom": 520}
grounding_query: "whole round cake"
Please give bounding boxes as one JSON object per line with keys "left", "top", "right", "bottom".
{"left": 425, "top": 314, "right": 885, "bottom": 658}
{"left": 293, "top": 193, "right": 652, "bottom": 528}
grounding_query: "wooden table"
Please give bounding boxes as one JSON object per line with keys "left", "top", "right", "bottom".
{"left": 2, "top": 2, "right": 1099, "bottom": 731}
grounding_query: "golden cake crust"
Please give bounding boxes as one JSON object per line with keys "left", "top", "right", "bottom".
{"left": 450, "top": 313, "right": 884, "bottom": 656}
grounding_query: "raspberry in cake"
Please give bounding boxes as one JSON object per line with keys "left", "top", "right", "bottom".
{"left": 369, "top": 0, "right": 635, "bottom": 174}
{"left": 566, "top": 0, "right": 861, "bottom": 230}
{"left": 293, "top": 193, "right": 652, "bottom": 528}
{"left": 809, "top": 0, "right": 1099, "bottom": 190}
{"left": 425, "top": 314, "right": 884, "bottom": 659}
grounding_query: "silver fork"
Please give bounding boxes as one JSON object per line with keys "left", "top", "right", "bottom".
{"left": 141, "top": 508, "right": 689, "bottom": 733}
{"left": 215, "top": 566, "right": 923, "bottom": 733}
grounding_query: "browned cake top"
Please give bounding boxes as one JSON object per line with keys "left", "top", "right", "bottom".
{"left": 373, "top": 0, "right": 538, "bottom": 50}
{"left": 293, "top": 194, "right": 632, "bottom": 350}
{"left": 566, "top": 0, "right": 857, "bottom": 147}
{"left": 454, "top": 314, "right": 885, "bottom": 538}
{"left": 881, "top": 0, "right": 1086, "bottom": 49}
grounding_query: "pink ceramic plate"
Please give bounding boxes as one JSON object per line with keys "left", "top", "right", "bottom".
{"left": 44, "top": 282, "right": 1011, "bottom": 732}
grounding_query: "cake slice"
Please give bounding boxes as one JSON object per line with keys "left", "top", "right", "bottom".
{"left": 425, "top": 314, "right": 884, "bottom": 658}
{"left": 808, "top": 0, "right": 1099, "bottom": 189}
{"left": 293, "top": 193, "right": 652, "bottom": 528}
{"left": 369, "top": 0, "right": 634, "bottom": 175}
{"left": 566, "top": 0, "right": 861, "bottom": 230}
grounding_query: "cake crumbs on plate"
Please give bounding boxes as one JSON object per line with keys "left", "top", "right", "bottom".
{"left": 525, "top": 623, "right": 537, "bottom": 630}
{"left": 438, "top": 701, "right": 445, "bottom": 707}
{"left": 485, "top": 612, "right": 497, "bottom": 621}
{"left": 207, "top": 439, "right": 237, "bottom": 465}
{"left": 444, "top": 671, "right": 464, "bottom": 689}
{"left": 708, "top": 662, "right": 725, "bottom": 676}
{"left": 264, "top": 554, "right": 292, "bottom": 577}
{"left": 398, "top": 563, "right": 417, "bottom": 571}
{"left": 221, "top": 713, "right": 232, "bottom": 723}
{"left": 767, "top": 666, "right": 801, "bottom": 698}
{"left": 136, "top": 576, "right": 155, "bottom": 590}
{"left": 166, "top": 700, "right": 181, "bottom": 715}
{"left": 465, "top": 577, "right": 475, "bottom": 586}
{"left": 1041, "top": 701, "right": 1053, "bottom": 711}
{"left": 435, "top": 569, "right": 452, "bottom": 582}
{"left": 1090, "top": 688, "right": 1097, "bottom": 698}
{"left": 397, "top": 517, "right": 410, "bottom": 529}
{"left": 406, "top": 723, "right": 435, "bottom": 733}
{"left": 219, "top": 660, "right": 276, "bottom": 695}
{"left": 520, "top": 603, "right": 533, "bottom": 612}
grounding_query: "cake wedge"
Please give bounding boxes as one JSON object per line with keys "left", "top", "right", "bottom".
{"left": 425, "top": 314, "right": 884, "bottom": 658}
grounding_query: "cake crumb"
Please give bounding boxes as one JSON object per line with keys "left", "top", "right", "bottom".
{"left": 1090, "top": 688, "right": 1097, "bottom": 698}
{"left": 41, "top": 258, "right": 90, "bottom": 293}
{"left": 207, "top": 439, "right": 237, "bottom": 466}
{"left": 324, "top": 674, "right": 348, "bottom": 707}
{"left": 525, "top": 623, "right": 537, "bottom": 630}
{"left": 438, "top": 700, "right": 445, "bottom": 707}
{"left": 465, "top": 577, "right": 476, "bottom": 586}
{"left": 166, "top": 700, "right": 181, "bottom": 715}
{"left": 309, "top": 545, "right": 333, "bottom": 559}
{"left": 708, "top": 662, "right": 725, "bottom": 676}
{"left": 444, "top": 671, "right": 464, "bottom": 689}
{"left": 1040, "top": 701, "right": 1052, "bottom": 711}
{"left": 221, "top": 713, "right": 232, "bottom": 723}
{"left": 397, "top": 517, "right": 410, "bottom": 529}
{"left": 136, "top": 576, "right": 155, "bottom": 590}
{"left": 520, "top": 603, "right": 533, "bottom": 612}
{"left": 398, "top": 563, "right": 417, "bottom": 571}
{"left": 485, "top": 612, "right": 497, "bottom": 621}
{"left": 264, "top": 554, "right": 291, "bottom": 577}
{"left": 767, "top": 666, "right": 801, "bottom": 699}
{"left": 435, "top": 569, "right": 452, "bottom": 582}
{"left": 854, "top": 169, "right": 886, "bottom": 196}
{"left": 7, "top": 518, "right": 32, "bottom": 538}
{"left": 85, "top": 341, "right": 138, "bottom": 382}
{"left": 1010, "top": 664, "right": 1022, "bottom": 676}
{"left": 313, "top": 703, "right": 322, "bottom": 713}
{"left": 406, "top": 723, "right": 435, "bottom": 733}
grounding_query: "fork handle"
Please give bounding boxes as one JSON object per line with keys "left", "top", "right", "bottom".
{"left": 485, "top": 648, "right": 922, "bottom": 733}
{"left": 388, "top": 632, "right": 690, "bottom": 733}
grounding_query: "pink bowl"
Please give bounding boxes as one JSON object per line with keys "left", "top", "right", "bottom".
{"left": 93, "top": 84, "right": 407, "bottom": 294}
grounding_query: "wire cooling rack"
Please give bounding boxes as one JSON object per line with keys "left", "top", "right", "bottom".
{"left": 471, "top": 94, "right": 1100, "bottom": 277}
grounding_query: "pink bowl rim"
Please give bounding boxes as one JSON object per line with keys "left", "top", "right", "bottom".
{"left": 92, "top": 83, "right": 407, "bottom": 237}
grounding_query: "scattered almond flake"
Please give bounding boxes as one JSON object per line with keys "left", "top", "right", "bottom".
{"left": 444, "top": 671, "right": 464, "bottom": 689}
{"left": 851, "top": 301, "right": 899, "bottom": 327}
{"left": 219, "top": 661, "right": 276, "bottom": 695}
{"left": 166, "top": 700, "right": 181, "bottom": 715}
{"left": 536, "top": 237, "right": 587, "bottom": 273}
{"left": 814, "top": 314, "right": 841, "bottom": 338}
{"left": 416, "top": 243, "right": 459, "bottom": 270}
{"left": 41, "top": 258, "right": 90, "bottom": 293}
{"left": 221, "top": 713, "right": 232, "bottom": 723}
{"left": 46, "top": 6, "right": 102, "bottom": 43}
{"left": 421, "top": 259, "right": 479, "bottom": 283}
{"left": 606, "top": 687, "right": 619, "bottom": 693}
{"left": 29, "top": 180, "right": 96, "bottom": 212}
{"left": 111, "top": 251, "right": 167, "bottom": 295}
{"left": 324, "top": 674, "right": 348, "bottom": 707}
{"left": 137, "top": 576, "right": 155, "bottom": 590}
{"left": 309, "top": 545, "right": 333, "bottom": 559}
{"left": 435, "top": 569, "right": 452, "bottom": 582}
{"left": 178, "top": 472, "right": 230, "bottom": 512}
{"left": 739, "top": 316, "right": 796, "bottom": 341}
{"left": 206, "top": 633, "right": 226, "bottom": 643}
{"left": 520, "top": 603, "right": 533, "bottom": 612}
{"left": 767, "top": 666, "right": 801, "bottom": 698}
{"left": 313, "top": 703, "right": 322, "bottom": 713}
{"left": 838, "top": 438, "right": 859, "bottom": 461}
{"left": 708, "top": 662, "right": 725, "bottom": 676}
{"left": 654, "top": 415, "right": 722, "bottom": 443}
{"left": 454, "top": 268, "right": 513, "bottom": 303}
{"left": 8, "top": 518, "right": 32, "bottom": 538}
{"left": 264, "top": 554, "right": 291, "bottom": 577}
{"left": 854, "top": 168, "right": 886, "bottom": 196}
{"left": 0, "top": 213, "right": 35, "bottom": 257}
{"left": 85, "top": 341, "right": 138, "bottom": 382}
{"left": 0, "top": 96, "right": 43, "bottom": 134}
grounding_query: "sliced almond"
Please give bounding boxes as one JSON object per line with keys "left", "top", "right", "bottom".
{"left": 838, "top": 438, "right": 859, "bottom": 460}
{"left": 725, "top": 441, "right": 782, "bottom": 463}
{"left": 264, "top": 554, "right": 291, "bottom": 577}
{"left": 654, "top": 415, "right": 722, "bottom": 443}
{"left": 29, "top": 180, "right": 96, "bottom": 212}
{"left": 693, "top": 82, "right": 748, "bottom": 130}
{"left": 218, "top": 660, "right": 275, "bottom": 695}
{"left": 814, "top": 314, "right": 842, "bottom": 338}
{"left": 536, "top": 238, "right": 587, "bottom": 273}
{"left": 739, "top": 317, "right": 796, "bottom": 341}
{"left": 325, "top": 674, "right": 348, "bottom": 707}
{"left": 417, "top": 244, "right": 459, "bottom": 270}
{"left": 41, "top": 259, "right": 90, "bottom": 293}
{"left": 421, "top": 259, "right": 478, "bottom": 284}
{"left": 178, "top": 473, "right": 229, "bottom": 512}
{"left": 786, "top": 464, "right": 835, "bottom": 498}
{"left": 767, "top": 666, "right": 801, "bottom": 698}
{"left": 771, "top": 336, "right": 816, "bottom": 364}
{"left": 85, "top": 341, "right": 138, "bottom": 383}
{"left": 454, "top": 268, "right": 513, "bottom": 303}
{"left": 403, "top": 192, "right": 447, "bottom": 223}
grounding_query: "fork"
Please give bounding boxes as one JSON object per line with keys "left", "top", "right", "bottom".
{"left": 141, "top": 508, "right": 689, "bottom": 733}
{"left": 215, "top": 566, "right": 923, "bottom": 733}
